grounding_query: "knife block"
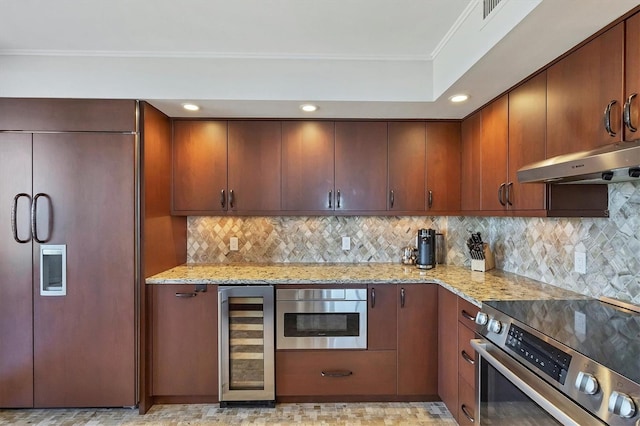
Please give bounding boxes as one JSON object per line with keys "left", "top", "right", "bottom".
{"left": 471, "top": 244, "right": 495, "bottom": 272}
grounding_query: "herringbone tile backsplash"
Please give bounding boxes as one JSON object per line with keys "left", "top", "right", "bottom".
{"left": 188, "top": 181, "right": 640, "bottom": 304}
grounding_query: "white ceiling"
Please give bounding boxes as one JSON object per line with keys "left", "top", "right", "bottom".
{"left": 0, "top": 0, "right": 639, "bottom": 119}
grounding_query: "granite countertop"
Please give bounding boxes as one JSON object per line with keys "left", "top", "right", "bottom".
{"left": 145, "top": 263, "right": 584, "bottom": 306}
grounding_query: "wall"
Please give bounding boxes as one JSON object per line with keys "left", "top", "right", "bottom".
{"left": 188, "top": 181, "right": 640, "bottom": 304}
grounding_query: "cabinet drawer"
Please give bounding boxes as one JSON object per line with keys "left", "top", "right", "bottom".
{"left": 458, "top": 297, "right": 480, "bottom": 329}
{"left": 276, "top": 350, "right": 396, "bottom": 396}
{"left": 458, "top": 324, "right": 477, "bottom": 386}
{"left": 458, "top": 375, "right": 477, "bottom": 426}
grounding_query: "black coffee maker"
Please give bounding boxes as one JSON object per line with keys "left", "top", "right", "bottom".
{"left": 416, "top": 228, "right": 436, "bottom": 270}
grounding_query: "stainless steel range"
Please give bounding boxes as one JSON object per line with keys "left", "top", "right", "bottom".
{"left": 473, "top": 298, "right": 640, "bottom": 426}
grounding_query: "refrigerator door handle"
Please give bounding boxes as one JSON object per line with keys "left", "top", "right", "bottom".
{"left": 12, "top": 193, "right": 31, "bottom": 243}
{"left": 31, "top": 193, "right": 48, "bottom": 244}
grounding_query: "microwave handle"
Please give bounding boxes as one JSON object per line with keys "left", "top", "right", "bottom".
{"left": 471, "top": 339, "right": 583, "bottom": 426}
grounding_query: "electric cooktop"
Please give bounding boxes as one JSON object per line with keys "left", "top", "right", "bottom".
{"left": 484, "top": 298, "right": 640, "bottom": 385}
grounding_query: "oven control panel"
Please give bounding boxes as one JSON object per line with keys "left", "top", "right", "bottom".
{"left": 506, "top": 324, "right": 572, "bottom": 385}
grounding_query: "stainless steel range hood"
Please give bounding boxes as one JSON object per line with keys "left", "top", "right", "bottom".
{"left": 517, "top": 139, "right": 640, "bottom": 184}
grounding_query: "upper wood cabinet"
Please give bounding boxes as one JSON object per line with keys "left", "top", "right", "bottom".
{"left": 508, "top": 72, "right": 547, "bottom": 212}
{"left": 228, "top": 121, "right": 282, "bottom": 212}
{"left": 460, "top": 112, "right": 481, "bottom": 212}
{"left": 480, "top": 95, "right": 509, "bottom": 212}
{"left": 625, "top": 12, "right": 640, "bottom": 141}
{"left": 426, "top": 122, "right": 461, "bottom": 214}
{"left": 172, "top": 120, "right": 228, "bottom": 214}
{"left": 172, "top": 120, "right": 282, "bottom": 215}
{"left": 335, "top": 121, "right": 388, "bottom": 212}
{"left": 547, "top": 22, "right": 624, "bottom": 157}
{"left": 281, "top": 121, "right": 335, "bottom": 212}
{"left": 388, "top": 122, "right": 426, "bottom": 213}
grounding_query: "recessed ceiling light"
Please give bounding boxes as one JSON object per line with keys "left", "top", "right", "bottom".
{"left": 182, "top": 103, "right": 200, "bottom": 111}
{"left": 449, "top": 94, "right": 469, "bottom": 103}
{"left": 300, "top": 104, "right": 318, "bottom": 112}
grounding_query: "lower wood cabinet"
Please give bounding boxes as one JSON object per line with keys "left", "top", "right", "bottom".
{"left": 151, "top": 284, "right": 218, "bottom": 399}
{"left": 276, "top": 350, "right": 397, "bottom": 397}
{"left": 368, "top": 283, "right": 438, "bottom": 398}
{"left": 438, "top": 287, "right": 480, "bottom": 423}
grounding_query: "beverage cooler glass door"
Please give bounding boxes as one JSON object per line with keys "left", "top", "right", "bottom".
{"left": 219, "top": 285, "right": 275, "bottom": 405}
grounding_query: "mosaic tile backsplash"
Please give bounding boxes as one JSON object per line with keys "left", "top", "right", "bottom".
{"left": 188, "top": 181, "right": 640, "bottom": 304}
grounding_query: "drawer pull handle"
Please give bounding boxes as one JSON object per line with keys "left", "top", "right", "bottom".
{"left": 461, "top": 404, "right": 475, "bottom": 423}
{"left": 461, "top": 350, "right": 475, "bottom": 365}
{"left": 321, "top": 370, "right": 353, "bottom": 378}
{"left": 461, "top": 310, "right": 476, "bottom": 321}
{"left": 175, "top": 292, "right": 197, "bottom": 298}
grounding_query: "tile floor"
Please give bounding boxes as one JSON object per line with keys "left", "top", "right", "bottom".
{"left": 0, "top": 402, "right": 457, "bottom": 425}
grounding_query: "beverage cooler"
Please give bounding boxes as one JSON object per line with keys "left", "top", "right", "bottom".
{"left": 218, "top": 285, "right": 275, "bottom": 407}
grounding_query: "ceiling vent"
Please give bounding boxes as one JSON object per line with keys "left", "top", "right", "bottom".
{"left": 484, "top": 0, "right": 503, "bottom": 19}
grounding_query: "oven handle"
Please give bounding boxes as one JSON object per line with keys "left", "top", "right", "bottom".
{"left": 471, "top": 339, "right": 595, "bottom": 426}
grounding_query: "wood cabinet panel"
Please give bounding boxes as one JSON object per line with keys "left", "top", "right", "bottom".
{"left": 335, "top": 121, "right": 388, "bottom": 211}
{"left": 0, "top": 99, "right": 136, "bottom": 132}
{"left": 397, "top": 284, "right": 438, "bottom": 396}
{"left": 172, "top": 120, "right": 228, "bottom": 213}
{"left": 458, "top": 298, "right": 480, "bottom": 328}
{"left": 458, "top": 323, "right": 476, "bottom": 387}
{"left": 368, "top": 285, "right": 397, "bottom": 351}
{"left": 281, "top": 121, "right": 334, "bottom": 211}
{"left": 625, "top": 12, "right": 640, "bottom": 141}
{"left": 388, "top": 122, "right": 426, "bottom": 212}
{"left": 0, "top": 133, "right": 33, "bottom": 408}
{"left": 437, "top": 286, "right": 458, "bottom": 420}
{"left": 461, "top": 112, "right": 481, "bottom": 212}
{"left": 458, "top": 375, "right": 477, "bottom": 426}
{"left": 152, "top": 285, "right": 218, "bottom": 397}
{"left": 32, "top": 133, "right": 136, "bottom": 407}
{"left": 276, "top": 350, "right": 397, "bottom": 396}
{"left": 547, "top": 22, "right": 625, "bottom": 156}
{"left": 508, "top": 72, "right": 547, "bottom": 211}
{"left": 426, "top": 122, "right": 461, "bottom": 213}
{"left": 480, "top": 95, "right": 509, "bottom": 212}
{"left": 228, "top": 121, "right": 282, "bottom": 212}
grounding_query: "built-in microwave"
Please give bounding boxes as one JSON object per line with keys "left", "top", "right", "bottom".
{"left": 276, "top": 288, "right": 367, "bottom": 350}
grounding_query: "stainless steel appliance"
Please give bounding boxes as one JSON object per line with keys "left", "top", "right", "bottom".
{"left": 218, "top": 285, "right": 275, "bottom": 407}
{"left": 473, "top": 298, "right": 640, "bottom": 425}
{"left": 276, "top": 288, "right": 367, "bottom": 350}
{"left": 416, "top": 228, "right": 436, "bottom": 270}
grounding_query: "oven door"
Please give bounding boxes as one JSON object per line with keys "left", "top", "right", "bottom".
{"left": 276, "top": 297, "right": 367, "bottom": 349}
{"left": 471, "top": 339, "right": 606, "bottom": 426}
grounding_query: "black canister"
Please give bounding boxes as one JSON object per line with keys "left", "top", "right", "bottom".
{"left": 416, "top": 228, "right": 436, "bottom": 270}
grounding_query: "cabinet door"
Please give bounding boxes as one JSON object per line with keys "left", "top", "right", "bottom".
{"left": 547, "top": 22, "right": 624, "bottom": 156}
{"left": 426, "top": 122, "right": 461, "bottom": 213}
{"left": 367, "top": 285, "right": 397, "bottom": 351}
{"left": 281, "top": 121, "right": 334, "bottom": 211}
{"left": 625, "top": 12, "right": 640, "bottom": 141}
{"left": 172, "top": 120, "right": 228, "bottom": 213}
{"left": 228, "top": 121, "right": 282, "bottom": 212}
{"left": 460, "top": 112, "right": 481, "bottom": 212}
{"left": 397, "top": 284, "right": 437, "bottom": 396}
{"left": 32, "top": 133, "right": 135, "bottom": 407}
{"left": 437, "top": 287, "right": 458, "bottom": 421}
{"left": 0, "top": 133, "right": 33, "bottom": 408}
{"left": 152, "top": 285, "right": 218, "bottom": 397}
{"left": 388, "top": 122, "right": 426, "bottom": 212}
{"left": 508, "top": 72, "right": 547, "bottom": 211}
{"left": 480, "top": 95, "right": 508, "bottom": 212}
{"left": 335, "top": 122, "right": 388, "bottom": 211}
